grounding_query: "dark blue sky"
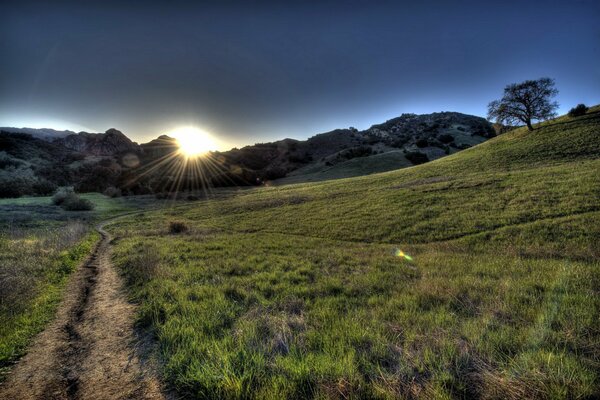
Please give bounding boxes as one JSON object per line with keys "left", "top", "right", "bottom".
{"left": 1, "top": 0, "right": 599, "bottom": 148}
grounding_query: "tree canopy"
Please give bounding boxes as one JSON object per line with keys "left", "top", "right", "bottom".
{"left": 488, "top": 78, "right": 559, "bottom": 131}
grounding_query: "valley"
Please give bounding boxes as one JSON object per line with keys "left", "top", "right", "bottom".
{"left": 1, "top": 108, "right": 598, "bottom": 399}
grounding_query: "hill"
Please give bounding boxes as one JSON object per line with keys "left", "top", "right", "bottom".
{"left": 0, "top": 111, "right": 495, "bottom": 197}
{"left": 222, "top": 111, "right": 495, "bottom": 182}
{"left": 0, "top": 129, "right": 141, "bottom": 197}
{"left": 0, "top": 127, "right": 75, "bottom": 141}
{"left": 106, "top": 107, "right": 600, "bottom": 398}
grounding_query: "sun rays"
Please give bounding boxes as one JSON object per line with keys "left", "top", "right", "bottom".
{"left": 119, "top": 131, "right": 242, "bottom": 200}
{"left": 170, "top": 126, "right": 218, "bottom": 158}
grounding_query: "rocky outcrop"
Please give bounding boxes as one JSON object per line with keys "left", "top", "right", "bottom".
{"left": 57, "top": 129, "right": 139, "bottom": 156}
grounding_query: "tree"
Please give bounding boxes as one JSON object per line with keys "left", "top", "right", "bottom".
{"left": 568, "top": 104, "right": 588, "bottom": 117}
{"left": 488, "top": 78, "right": 559, "bottom": 131}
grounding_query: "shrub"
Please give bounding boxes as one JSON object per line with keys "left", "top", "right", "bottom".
{"left": 415, "top": 138, "right": 429, "bottom": 148}
{"left": 338, "top": 146, "right": 373, "bottom": 160}
{"left": 438, "top": 134, "right": 454, "bottom": 144}
{"left": 405, "top": 151, "right": 429, "bottom": 165}
{"left": 390, "top": 138, "right": 408, "bottom": 148}
{"left": 0, "top": 166, "right": 39, "bottom": 198}
{"left": 32, "top": 179, "right": 58, "bottom": 196}
{"left": 103, "top": 186, "right": 122, "bottom": 198}
{"left": 568, "top": 104, "right": 588, "bottom": 117}
{"left": 51, "top": 187, "right": 75, "bottom": 205}
{"left": 62, "top": 194, "right": 94, "bottom": 211}
{"left": 169, "top": 221, "right": 189, "bottom": 234}
{"left": 0, "top": 152, "right": 23, "bottom": 169}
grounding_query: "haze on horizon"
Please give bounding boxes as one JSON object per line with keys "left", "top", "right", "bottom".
{"left": 1, "top": 0, "right": 599, "bottom": 149}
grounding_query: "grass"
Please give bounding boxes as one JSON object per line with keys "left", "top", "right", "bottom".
{"left": 277, "top": 151, "right": 413, "bottom": 184}
{"left": 0, "top": 222, "right": 98, "bottom": 379}
{"left": 107, "top": 107, "right": 600, "bottom": 398}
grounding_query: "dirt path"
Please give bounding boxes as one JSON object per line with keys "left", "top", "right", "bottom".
{"left": 0, "top": 220, "right": 167, "bottom": 400}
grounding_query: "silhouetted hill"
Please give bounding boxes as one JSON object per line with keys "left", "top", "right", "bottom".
{"left": 220, "top": 111, "right": 495, "bottom": 183}
{"left": 55, "top": 128, "right": 139, "bottom": 156}
{"left": 0, "top": 127, "right": 76, "bottom": 141}
{"left": 0, "top": 111, "right": 497, "bottom": 197}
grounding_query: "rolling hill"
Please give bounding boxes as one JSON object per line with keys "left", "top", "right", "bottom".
{"left": 105, "top": 107, "right": 600, "bottom": 398}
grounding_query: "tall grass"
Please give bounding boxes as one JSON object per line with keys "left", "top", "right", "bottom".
{"left": 0, "top": 221, "right": 97, "bottom": 378}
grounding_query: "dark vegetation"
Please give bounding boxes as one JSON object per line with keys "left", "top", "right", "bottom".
{"left": 404, "top": 150, "right": 429, "bottom": 165}
{"left": 169, "top": 221, "right": 189, "bottom": 234}
{"left": 569, "top": 103, "right": 588, "bottom": 117}
{"left": 51, "top": 188, "right": 94, "bottom": 211}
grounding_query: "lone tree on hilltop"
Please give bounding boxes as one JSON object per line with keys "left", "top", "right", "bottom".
{"left": 488, "top": 77, "right": 559, "bottom": 131}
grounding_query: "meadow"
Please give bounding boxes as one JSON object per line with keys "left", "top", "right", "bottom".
{"left": 106, "top": 109, "right": 600, "bottom": 398}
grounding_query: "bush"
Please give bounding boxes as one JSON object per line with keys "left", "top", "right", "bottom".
{"left": 338, "top": 146, "right": 373, "bottom": 160}
{"left": 103, "top": 186, "right": 122, "bottom": 198}
{"left": 51, "top": 187, "right": 75, "bottom": 205}
{"left": 32, "top": 179, "right": 58, "bottom": 196}
{"left": 169, "top": 221, "right": 189, "bottom": 234}
{"left": 62, "top": 194, "right": 94, "bottom": 211}
{"left": 438, "top": 134, "right": 454, "bottom": 144}
{"left": 52, "top": 188, "right": 94, "bottom": 211}
{"left": 568, "top": 104, "right": 588, "bottom": 117}
{"left": 405, "top": 151, "right": 429, "bottom": 165}
{"left": 415, "top": 139, "right": 429, "bottom": 148}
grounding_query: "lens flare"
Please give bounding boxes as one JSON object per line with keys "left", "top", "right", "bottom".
{"left": 395, "top": 249, "right": 413, "bottom": 261}
{"left": 170, "top": 126, "right": 217, "bottom": 158}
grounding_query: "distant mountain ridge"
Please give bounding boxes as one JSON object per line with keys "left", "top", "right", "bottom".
{"left": 0, "top": 110, "right": 497, "bottom": 197}
{"left": 0, "top": 127, "right": 76, "bottom": 141}
{"left": 221, "top": 111, "right": 496, "bottom": 182}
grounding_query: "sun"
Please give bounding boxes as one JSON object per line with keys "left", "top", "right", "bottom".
{"left": 170, "top": 126, "right": 217, "bottom": 157}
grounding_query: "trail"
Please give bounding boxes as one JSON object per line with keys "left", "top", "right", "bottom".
{"left": 0, "top": 219, "right": 166, "bottom": 400}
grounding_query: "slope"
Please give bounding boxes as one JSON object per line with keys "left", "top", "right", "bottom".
{"left": 107, "top": 107, "right": 600, "bottom": 399}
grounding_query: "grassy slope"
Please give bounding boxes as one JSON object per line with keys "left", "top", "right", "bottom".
{"left": 276, "top": 151, "right": 413, "bottom": 185}
{"left": 109, "top": 109, "right": 600, "bottom": 399}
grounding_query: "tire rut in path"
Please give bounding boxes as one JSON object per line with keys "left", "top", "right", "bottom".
{"left": 0, "top": 221, "right": 166, "bottom": 400}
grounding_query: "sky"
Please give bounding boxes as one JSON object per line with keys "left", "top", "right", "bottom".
{"left": 1, "top": 0, "right": 599, "bottom": 149}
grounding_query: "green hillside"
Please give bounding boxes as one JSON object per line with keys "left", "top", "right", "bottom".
{"left": 108, "top": 108, "right": 600, "bottom": 399}
{"left": 275, "top": 150, "right": 413, "bottom": 185}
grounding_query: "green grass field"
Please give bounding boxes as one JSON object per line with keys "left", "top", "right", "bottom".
{"left": 276, "top": 150, "right": 413, "bottom": 185}
{"left": 107, "top": 108, "right": 600, "bottom": 399}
